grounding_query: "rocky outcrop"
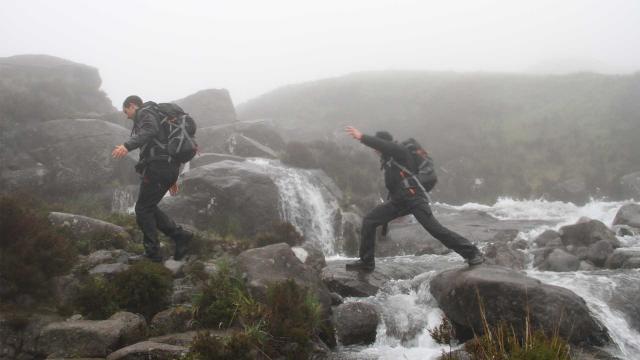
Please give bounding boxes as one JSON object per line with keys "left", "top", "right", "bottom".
{"left": 161, "top": 160, "right": 280, "bottom": 237}
{"left": 49, "top": 212, "right": 132, "bottom": 242}
{"left": 226, "top": 133, "right": 279, "bottom": 158}
{"left": 483, "top": 230, "right": 526, "bottom": 269}
{"left": 106, "top": 340, "right": 188, "bottom": 360}
{"left": 0, "top": 54, "right": 114, "bottom": 124}
{"left": 292, "top": 245, "right": 326, "bottom": 273}
{"left": 236, "top": 243, "right": 332, "bottom": 315}
{"left": 612, "top": 203, "right": 640, "bottom": 229}
{"left": 560, "top": 219, "right": 620, "bottom": 249}
{"left": 430, "top": 265, "right": 610, "bottom": 346}
{"left": 1, "top": 119, "right": 138, "bottom": 204}
{"left": 174, "top": 89, "right": 237, "bottom": 128}
{"left": 39, "top": 312, "right": 147, "bottom": 358}
{"left": 538, "top": 248, "right": 580, "bottom": 271}
{"left": 334, "top": 302, "right": 379, "bottom": 345}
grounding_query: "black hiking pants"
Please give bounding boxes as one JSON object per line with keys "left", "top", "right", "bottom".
{"left": 360, "top": 195, "right": 480, "bottom": 264}
{"left": 135, "top": 160, "right": 182, "bottom": 258}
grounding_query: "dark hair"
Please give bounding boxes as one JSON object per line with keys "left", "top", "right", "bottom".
{"left": 122, "top": 95, "right": 143, "bottom": 109}
{"left": 375, "top": 131, "right": 393, "bottom": 142}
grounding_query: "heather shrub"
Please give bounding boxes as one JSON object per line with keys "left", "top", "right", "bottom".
{"left": 112, "top": 261, "right": 174, "bottom": 319}
{"left": 0, "top": 196, "right": 76, "bottom": 302}
{"left": 192, "top": 261, "right": 247, "bottom": 329}
{"left": 72, "top": 276, "right": 119, "bottom": 320}
{"left": 186, "top": 331, "right": 257, "bottom": 360}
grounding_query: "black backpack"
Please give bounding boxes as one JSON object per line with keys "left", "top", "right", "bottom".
{"left": 391, "top": 138, "right": 438, "bottom": 193}
{"left": 143, "top": 102, "right": 198, "bottom": 163}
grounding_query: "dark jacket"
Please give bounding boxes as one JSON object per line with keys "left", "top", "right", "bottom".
{"left": 360, "top": 134, "right": 418, "bottom": 200}
{"left": 123, "top": 102, "right": 169, "bottom": 165}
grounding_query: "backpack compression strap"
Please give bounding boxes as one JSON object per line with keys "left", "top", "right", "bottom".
{"left": 387, "top": 159, "right": 432, "bottom": 202}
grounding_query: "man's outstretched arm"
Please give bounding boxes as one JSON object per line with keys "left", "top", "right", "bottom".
{"left": 345, "top": 126, "right": 407, "bottom": 159}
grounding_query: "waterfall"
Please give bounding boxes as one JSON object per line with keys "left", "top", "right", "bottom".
{"left": 248, "top": 158, "right": 341, "bottom": 255}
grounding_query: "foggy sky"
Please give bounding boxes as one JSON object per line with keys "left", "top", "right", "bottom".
{"left": 2, "top": 0, "right": 639, "bottom": 107}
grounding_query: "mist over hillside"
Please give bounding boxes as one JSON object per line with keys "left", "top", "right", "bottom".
{"left": 237, "top": 71, "right": 640, "bottom": 203}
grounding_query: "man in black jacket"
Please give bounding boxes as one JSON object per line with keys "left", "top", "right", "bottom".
{"left": 344, "top": 126, "right": 484, "bottom": 271}
{"left": 112, "top": 95, "right": 192, "bottom": 262}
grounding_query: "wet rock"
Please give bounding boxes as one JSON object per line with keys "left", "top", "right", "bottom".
{"left": 106, "top": 341, "right": 188, "bottom": 360}
{"left": 84, "top": 250, "right": 131, "bottom": 268}
{"left": 612, "top": 203, "right": 640, "bottom": 229}
{"left": 147, "top": 331, "right": 201, "bottom": 347}
{"left": 484, "top": 242, "right": 527, "bottom": 270}
{"left": 161, "top": 160, "right": 280, "bottom": 237}
{"left": 586, "top": 240, "right": 614, "bottom": 267}
{"left": 195, "top": 124, "right": 237, "bottom": 154}
{"left": 539, "top": 248, "right": 580, "bottom": 272}
{"left": 430, "top": 265, "right": 610, "bottom": 346}
{"left": 579, "top": 261, "right": 597, "bottom": 271}
{"left": 149, "top": 307, "right": 193, "bottom": 337}
{"left": 605, "top": 248, "right": 640, "bottom": 269}
{"left": 334, "top": 302, "right": 379, "bottom": 346}
{"left": 235, "top": 120, "right": 286, "bottom": 152}
{"left": 190, "top": 152, "right": 245, "bottom": 168}
{"left": 321, "top": 258, "right": 443, "bottom": 298}
{"left": 226, "top": 133, "right": 278, "bottom": 158}
{"left": 49, "top": 212, "right": 132, "bottom": 244}
{"left": 162, "top": 259, "right": 185, "bottom": 277}
{"left": 292, "top": 245, "right": 326, "bottom": 273}
{"left": 533, "top": 229, "right": 562, "bottom": 248}
{"left": 236, "top": 243, "right": 332, "bottom": 315}
{"left": 39, "top": 312, "right": 147, "bottom": 358}
{"left": 612, "top": 224, "right": 638, "bottom": 237}
{"left": 559, "top": 219, "right": 620, "bottom": 249}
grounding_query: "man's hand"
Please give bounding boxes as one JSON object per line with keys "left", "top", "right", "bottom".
{"left": 345, "top": 126, "right": 363, "bottom": 140}
{"left": 169, "top": 182, "right": 179, "bottom": 196}
{"left": 112, "top": 144, "right": 129, "bottom": 159}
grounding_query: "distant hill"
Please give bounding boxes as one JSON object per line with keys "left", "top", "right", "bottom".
{"left": 237, "top": 71, "right": 640, "bottom": 203}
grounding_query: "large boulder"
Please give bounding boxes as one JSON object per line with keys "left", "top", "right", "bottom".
{"left": 334, "top": 302, "right": 379, "bottom": 346}
{"left": 234, "top": 120, "right": 286, "bottom": 152}
{"left": 149, "top": 306, "right": 193, "bottom": 337}
{"left": 161, "top": 160, "right": 280, "bottom": 237}
{"left": 560, "top": 219, "right": 620, "bottom": 249}
{"left": 226, "top": 133, "right": 279, "bottom": 158}
{"left": 538, "top": 248, "right": 580, "bottom": 272}
{"left": 483, "top": 230, "right": 526, "bottom": 269}
{"left": 0, "top": 54, "right": 114, "bottom": 124}
{"left": 39, "top": 312, "right": 147, "bottom": 358}
{"left": 430, "top": 265, "right": 610, "bottom": 346}
{"left": 195, "top": 123, "right": 237, "bottom": 154}
{"left": 174, "top": 89, "right": 237, "bottom": 128}
{"left": 190, "top": 152, "right": 245, "bottom": 169}
{"left": 106, "top": 341, "right": 188, "bottom": 360}
{"left": 1, "top": 118, "right": 138, "bottom": 204}
{"left": 612, "top": 203, "right": 640, "bottom": 229}
{"left": 236, "top": 243, "right": 332, "bottom": 315}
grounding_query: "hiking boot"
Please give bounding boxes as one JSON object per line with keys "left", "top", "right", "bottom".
{"left": 345, "top": 260, "right": 375, "bottom": 272}
{"left": 130, "top": 252, "right": 163, "bottom": 263}
{"left": 174, "top": 230, "right": 194, "bottom": 261}
{"left": 467, "top": 253, "right": 485, "bottom": 266}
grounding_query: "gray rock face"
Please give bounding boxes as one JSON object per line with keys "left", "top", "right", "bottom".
{"left": 49, "top": 212, "right": 132, "bottom": 242}
{"left": 83, "top": 250, "right": 131, "bottom": 269}
{"left": 236, "top": 243, "right": 332, "bottom": 315}
{"left": 174, "top": 89, "right": 237, "bottom": 128}
{"left": 39, "top": 312, "right": 147, "bottom": 358}
{"left": 430, "top": 265, "right": 610, "bottom": 346}
{"left": 334, "top": 302, "right": 379, "bottom": 346}
{"left": 106, "top": 341, "right": 188, "bottom": 360}
{"left": 534, "top": 229, "right": 562, "bottom": 248}
{"left": 605, "top": 248, "right": 640, "bottom": 269}
{"left": 613, "top": 203, "right": 640, "bottom": 229}
{"left": 0, "top": 313, "right": 62, "bottom": 360}
{"left": 235, "top": 120, "right": 286, "bottom": 152}
{"left": 0, "top": 54, "right": 114, "bottom": 124}
{"left": 2, "top": 119, "right": 138, "bottom": 203}
{"left": 484, "top": 230, "right": 526, "bottom": 269}
{"left": 586, "top": 240, "right": 614, "bottom": 267}
{"left": 161, "top": 160, "right": 280, "bottom": 237}
{"left": 539, "top": 248, "right": 580, "bottom": 272}
{"left": 226, "top": 133, "right": 279, "bottom": 158}
{"left": 292, "top": 245, "right": 327, "bottom": 273}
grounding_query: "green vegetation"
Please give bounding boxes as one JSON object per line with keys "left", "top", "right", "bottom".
{"left": 73, "top": 261, "right": 173, "bottom": 320}
{"left": 186, "top": 261, "right": 332, "bottom": 360}
{"left": 240, "top": 71, "right": 640, "bottom": 204}
{"left": 0, "top": 195, "right": 76, "bottom": 302}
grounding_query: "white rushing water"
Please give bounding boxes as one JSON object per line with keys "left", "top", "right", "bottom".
{"left": 248, "top": 158, "right": 341, "bottom": 255}
{"left": 332, "top": 198, "right": 640, "bottom": 359}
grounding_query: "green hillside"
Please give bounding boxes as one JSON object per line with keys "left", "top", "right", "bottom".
{"left": 238, "top": 71, "right": 640, "bottom": 203}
